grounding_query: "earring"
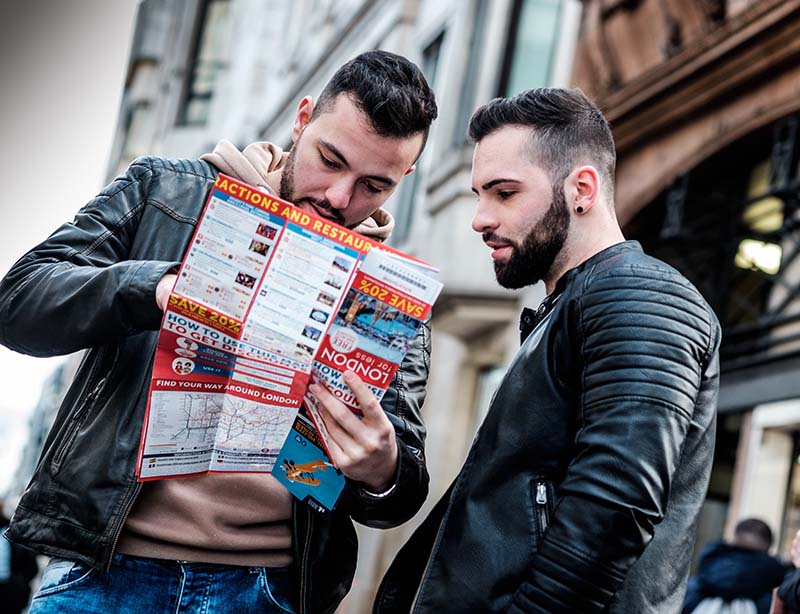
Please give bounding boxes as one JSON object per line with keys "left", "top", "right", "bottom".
{"left": 576, "top": 206, "right": 584, "bottom": 214}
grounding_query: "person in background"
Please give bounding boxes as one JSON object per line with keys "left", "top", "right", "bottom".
{"left": 0, "top": 50, "right": 437, "bottom": 614}
{"left": 683, "top": 518, "right": 789, "bottom": 614}
{"left": 0, "top": 498, "right": 38, "bottom": 614}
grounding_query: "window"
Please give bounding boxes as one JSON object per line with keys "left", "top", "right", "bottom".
{"left": 452, "top": 0, "right": 489, "bottom": 147}
{"left": 179, "top": 0, "right": 232, "bottom": 126}
{"left": 626, "top": 114, "right": 800, "bottom": 375}
{"left": 498, "top": 0, "right": 562, "bottom": 97}
{"left": 392, "top": 32, "right": 446, "bottom": 243}
{"left": 121, "top": 102, "right": 154, "bottom": 163}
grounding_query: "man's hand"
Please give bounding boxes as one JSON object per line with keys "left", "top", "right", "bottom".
{"left": 156, "top": 273, "right": 177, "bottom": 311}
{"left": 308, "top": 371, "right": 398, "bottom": 493}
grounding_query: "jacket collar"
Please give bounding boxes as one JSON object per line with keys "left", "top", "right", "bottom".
{"left": 553, "top": 240, "right": 642, "bottom": 295}
{"left": 519, "top": 241, "right": 642, "bottom": 343}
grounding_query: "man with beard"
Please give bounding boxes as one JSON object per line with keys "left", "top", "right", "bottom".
{"left": 374, "top": 88, "right": 721, "bottom": 614}
{"left": 0, "top": 51, "right": 436, "bottom": 614}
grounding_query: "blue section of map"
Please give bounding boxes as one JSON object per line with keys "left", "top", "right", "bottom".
{"left": 274, "top": 415, "right": 345, "bottom": 512}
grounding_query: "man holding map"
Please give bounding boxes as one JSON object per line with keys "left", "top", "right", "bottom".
{"left": 0, "top": 50, "right": 437, "bottom": 614}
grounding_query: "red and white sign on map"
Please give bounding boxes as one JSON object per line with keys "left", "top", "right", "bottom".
{"left": 303, "top": 248, "right": 441, "bottom": 454}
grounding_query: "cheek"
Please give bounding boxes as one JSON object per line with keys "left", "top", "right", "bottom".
{"left": 512, "top": 214, "right": 539, "bottom": 243}
{"left": 290, "top": 159, "right": 321, "bottom": 192}
{"left": 346, "top": 197, "right": 385, "bottom": 225}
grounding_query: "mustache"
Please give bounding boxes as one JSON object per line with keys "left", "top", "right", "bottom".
{"left": 482, "top": 232, "right": 515, "bottom": 247}
{"left": 294, "top": 197, "right": 345, "bottom": 225}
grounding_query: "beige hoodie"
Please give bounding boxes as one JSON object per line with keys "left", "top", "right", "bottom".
{"left": 119, "top": 140, "right": 395, "bottom": 567}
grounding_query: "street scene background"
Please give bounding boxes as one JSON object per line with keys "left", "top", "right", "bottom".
{"left": 0, "top": 0, "right": 138, "bottom": 493}
{"left": 2, "top": 1, "right": 800, "bottom": 613}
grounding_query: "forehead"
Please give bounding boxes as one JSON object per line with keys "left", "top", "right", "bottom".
{"left": 471, "top": 125, "right": 546, "bottom": 185}
{"left": 307, "top": 94, "right": 423, "bottom": 174}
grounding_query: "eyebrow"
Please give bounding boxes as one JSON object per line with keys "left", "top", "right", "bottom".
{"left": 471, "top": 178, "right": 522, "bottom": 194}
{"left": 319, "top": 139, "right": 396, "bottom": 187}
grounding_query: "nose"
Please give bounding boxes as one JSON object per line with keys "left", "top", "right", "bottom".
{"left": 471, "top": 200, "right": 497, "bottom": 234}
{"left": 324, "top": 178, "right": 352, "bottom": 210}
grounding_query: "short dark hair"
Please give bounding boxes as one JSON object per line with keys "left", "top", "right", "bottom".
{"left": 734, "top": 518, "right": 773, "bottom": 550}
{"left": 468, "top": 88, "right": 616, "bottom": 198}
{"left": 312, "top": 50, "right": 438, "bottom": 152}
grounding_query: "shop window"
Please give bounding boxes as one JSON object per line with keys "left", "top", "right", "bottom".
{"left": 734, "top": 160, "right": 785, "bottom": 275}
{"left": 178, "top": 0, "right": 232, "bottom": 126}
{"left": 626, "top": 114, "right": 800, "bottom": 374}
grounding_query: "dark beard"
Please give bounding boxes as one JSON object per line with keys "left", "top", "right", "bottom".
{"left": 280, "top": 142, "right": 346, "bottom": 226}
{"left": 491, "top": 183, "right": 570, "bottom": 289}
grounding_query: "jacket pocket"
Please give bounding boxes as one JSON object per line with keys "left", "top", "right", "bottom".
{"left": 51, "top": 348, "right": 117, "bottom": 472}
{"left": 32, "top": 558, "right": 97, "bottom": 598}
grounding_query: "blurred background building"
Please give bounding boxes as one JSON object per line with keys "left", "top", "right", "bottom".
{"left": 5, "top": 0, "right": 800, "bottom": 611}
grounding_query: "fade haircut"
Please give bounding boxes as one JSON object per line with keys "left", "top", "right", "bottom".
{"left": 468, "top": 88, "right": 616, "bottom": 201}
{"left": 311, "top": 50, "right": 438, "bottom": 156}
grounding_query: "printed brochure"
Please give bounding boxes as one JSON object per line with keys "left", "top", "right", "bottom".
{"left": 135, "top": 174, "right": 442, "bottom": 512}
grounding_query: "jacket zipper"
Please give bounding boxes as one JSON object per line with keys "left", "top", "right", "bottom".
{"left": 536, "top": 481, "right": 550, "bottom": 536}
{"left": 298, "top": 509, "right": 314, "bottom": 614}
{"left": 51, "top": 376, "right": 108, "bottom": 470}
{"left": 107, "top": 481, "right": 142, "bottom": 570}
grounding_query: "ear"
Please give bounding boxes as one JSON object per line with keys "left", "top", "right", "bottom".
{"left": 292, "top": 96, "right": 315, "bottom": 142}
{"left": 403, "top": 164, "right": 417, "bottom": 176}
{"left": 569, "top": 165, "right": 600, "bottom": 215}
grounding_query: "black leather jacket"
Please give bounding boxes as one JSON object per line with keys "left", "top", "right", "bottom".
{"left": 375, "top": 242, "right": 721, "bottom": 614}
{"left": 0, "top": 157, "right": 430, "bottom": 614}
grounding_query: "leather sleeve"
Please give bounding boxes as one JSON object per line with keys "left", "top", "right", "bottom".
{"left": 339, "top": 317, "right": 431, "bottom": 527}
{"left": 509, "top": 267, "right": 719, "bottom": 613}
{"left": 0, "top": 159, "right": 179, "bottom": 357}
{"left": 779, "top": 568, "right": 800, "bottom": 612}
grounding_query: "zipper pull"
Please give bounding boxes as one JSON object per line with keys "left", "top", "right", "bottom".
{"left": 536, "top": 482, "right": 547, "bottom": 505}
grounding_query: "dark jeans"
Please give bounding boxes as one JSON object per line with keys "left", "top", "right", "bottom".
{"left": 28, "top": 554, "right": 297, "bottom": 614}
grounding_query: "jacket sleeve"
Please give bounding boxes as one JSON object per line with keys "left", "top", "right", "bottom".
{"left": 338, "top": 317, "right": 431, "bottom": 527}
{"left": 508, "top": 268, "right": 719, "bottom": 613}
{"left": 778, "top": 568, "right": 800, "bottom": 613}
{"left": 0, "top": 159, "right": 179, "bottom": 357}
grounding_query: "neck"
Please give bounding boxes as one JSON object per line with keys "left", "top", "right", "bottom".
{"left": 543, "top": 219, "right": 626, "bottom": 295}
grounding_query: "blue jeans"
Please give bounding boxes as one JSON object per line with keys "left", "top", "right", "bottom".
{"left": 28, "top": 554, "right": 297, "bottom": 614}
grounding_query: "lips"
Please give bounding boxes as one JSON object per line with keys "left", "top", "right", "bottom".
{"left": 490, "top": 245, "right": 513, "bottom": 260}
{"left": 484, "top": 240, "right": 513, "bottom": 260}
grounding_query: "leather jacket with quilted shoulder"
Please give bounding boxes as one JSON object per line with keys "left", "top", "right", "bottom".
{"left": 0, "top": 157, "right": 430, "bottom": 614}
{"left": 375, "top": 241, "right": 721, "bottom": 614}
